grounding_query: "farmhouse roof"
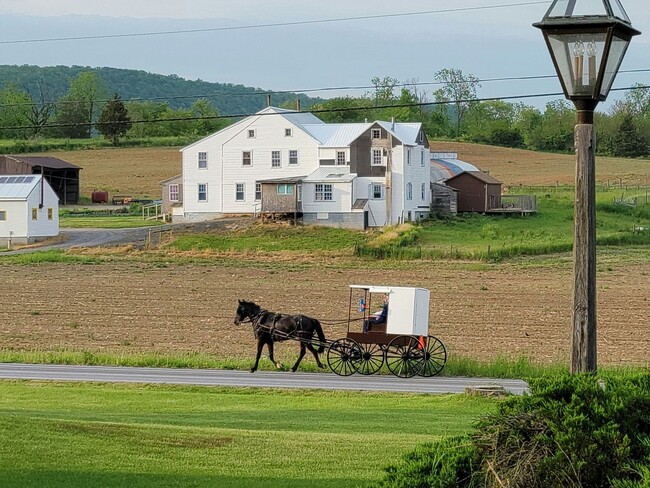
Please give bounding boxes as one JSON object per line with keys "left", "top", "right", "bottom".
{"left": 301, "top": 121, "right": 423, "bottom": 147}
{"left": 303, "top": 167, "right": 356, "bottom": 183}
{"left": 446, "top": 171, "right": 502, "bottom": 185}
{"left": 0, "top": 174, "right": 43, "bottom": 200}
{"left": 6, "top": 155, "right": 81, "bottom": 170}
{"left": 430, "top": 153, "right": 479, "bottom": 182}
{"left": 259, "top": 175, "right": 306, "bottom": 184}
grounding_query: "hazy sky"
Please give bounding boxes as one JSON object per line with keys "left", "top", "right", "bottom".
{"left": 0, "top": 0, "right": 648, "bottom": 110}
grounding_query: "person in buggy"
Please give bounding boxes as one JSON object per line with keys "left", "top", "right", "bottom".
{"left": 363, "top": 293, "right": 389, "bottom": 333}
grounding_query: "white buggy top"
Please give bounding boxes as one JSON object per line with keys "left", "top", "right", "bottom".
{"left": 349, "top": 285, "right": 430, "bottom": 336}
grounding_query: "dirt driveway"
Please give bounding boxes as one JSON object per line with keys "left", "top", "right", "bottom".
{"left": 1, "top": 258, "right": 648, "bottom": 366}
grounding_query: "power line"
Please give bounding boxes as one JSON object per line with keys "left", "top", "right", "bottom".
{"left": 0, "top": 2, "right": 550, "bottom": 45}
{"left": 2, "top": 69, "right": 649, "bottom": 110}
{"left": 6, "top": 85, "right": 650, "bottom": 132}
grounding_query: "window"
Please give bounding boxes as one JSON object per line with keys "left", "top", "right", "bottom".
{"left": 32, "top": 208, "right": 38, "bottom": 220}
{"left": 406, "top": 183, "right": 413, "bottom": 201}
{"left": 289, "top": 150, "right": 298, "bottom": 165}
{"left": 315, "top": 183, "right": 333, "bottom": 201}
{"left": 336, "top": 151, "right": 346, "bottom": 165}
{"left": 255, "top": 182, "right": 261, "bottom": 201}
{"left": 271, "top": 150, "right": 281, "bottom": 167}
{"left": 198, "top": 152, "right": 207, "bottom": 169}
{"left": 371, "top": 128, "right": 381, "bottom": 139}
{"left": 242, "top": 151, "right": 252, "bottom": 166}
{"left": 421, "top": 183, "right": 426, "bottom": 201}
{"left": 169, "top": 184, "right": 179, "bottom": 202}
{"left": 297, "top": 184, "right": 302, "bottom": 202}
{"left": 198, "top": 183, "right": 208, "bottom": 202}
{"left": 248, "top": 129, "right": 256, "bottom": 138}
{"left": 420, "top": 150, "right": 425, "bottom": 166}
{"left": 285, "top": 128, "right": 292, "bottom": 137}
{"left": 371, "top": 148, "right": 383, "bottom": 166}
{"left": 407, "top": 149, "right": 411, "bottom": 165}
{"left": 418, "top": 131, "right": 424, "bottom": 143}
{"left": 236, "top": 183, "right": 245, "bottom": 201}
{"left": 0, "top": 210, "right": 6, "bottom": 221}
{"left": 277, "top": 184, "right": 294, "bottom": 195}
{"left": 372, "top": 184, "right": 383, "bottom": 199}
{"left": 47, "top": 208, "right": 54, "bottom": 220}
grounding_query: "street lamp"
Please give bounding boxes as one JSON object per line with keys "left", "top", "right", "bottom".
{"left": 534, "top": 0, "right": 640, "bottom": 374}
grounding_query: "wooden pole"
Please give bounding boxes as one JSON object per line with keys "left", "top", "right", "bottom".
{"left": 571, "top": 123, "right": 597, "bottom": 374}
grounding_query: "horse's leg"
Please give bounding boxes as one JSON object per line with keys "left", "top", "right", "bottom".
{"left": 305, "top": 342, "right": 326, "bottom": 369}
{"left": 291, "top": 342, "right": 307, "bottom": 372}
{"left": 267, "top": 340, "right": 282, "bottom": 369}
{"left": 251, "top": 337, "right": 265, "bottom": 373}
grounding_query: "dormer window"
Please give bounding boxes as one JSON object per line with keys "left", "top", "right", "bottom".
{"left": 371, "top": 128, "right": 381, "bottom": 139}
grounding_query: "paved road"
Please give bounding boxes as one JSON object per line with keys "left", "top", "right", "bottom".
{"left": 0, "top": 363, "right": 530, "bottom": 395}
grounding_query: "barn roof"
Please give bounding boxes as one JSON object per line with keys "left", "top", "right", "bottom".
{"left": 303, "top": 167, "right": 356, "bottom": 183}
{"left": 430, "top": 152, "right": 479, "bottom": 182}
{"left": 446, "top": 171, "right": 502, "bottom": 185}
{"left": 0, "top": 174, "right": 42, "bottom": 199}
{"left": 7, "top": 155, "right": 81, "bottom": 170}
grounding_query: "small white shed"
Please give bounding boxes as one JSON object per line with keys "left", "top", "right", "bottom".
{"left": 0, "top": 175, "right": 59, "bottom": 247}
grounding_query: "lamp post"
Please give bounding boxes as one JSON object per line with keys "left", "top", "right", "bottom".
{"left": 534, "top": 0, "right": 640, "bottom": 374}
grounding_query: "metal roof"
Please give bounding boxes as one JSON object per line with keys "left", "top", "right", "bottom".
{"left": 301, "top": 123, "right": 371, "bottom": 147}
{"left": 446, "top": 171, "right": 502, "bottom": 185}
{"left": 303, "top": 167, "right": 356, "bottom": 183}
{"left": 257, "top": 107, "right": 324, "bottom": 129}
{"left": 430, "top": 158, "right": 479, "bottom": 183}
{"left": 258, "top": 175, "right": 306, "bottom": 184}
{"left": 0, "top": 174, "right": 42, "bottom": 200}
{"left": 376, "top": 122, "right": 422, "bottom": 146}
{"left": 7, "top": 155, "right": 81, "bottom": 170}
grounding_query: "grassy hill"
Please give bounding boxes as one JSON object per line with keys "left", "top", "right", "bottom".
{"left": 0, "top": 65, "right": 323, "bottom": 115}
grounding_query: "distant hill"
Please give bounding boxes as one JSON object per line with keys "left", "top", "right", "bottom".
{"left": 0, "top": 65, "right": 323, "bottom": 115}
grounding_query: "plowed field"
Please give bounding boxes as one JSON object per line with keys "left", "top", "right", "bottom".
{"left": 2, "top": 259, "right": 648, "bottom": 366}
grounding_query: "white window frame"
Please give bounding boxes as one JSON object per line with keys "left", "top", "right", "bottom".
{"left": 336, "top": 151, "right": 346, "bottom": 165}
{"left": 288, "top": 150, "right": 298, "bottom": 165}
{"left": 421, "top": 183, "right": 426, "bottom": 201}
{"left": 255, "top": 182, "right": 262, "bottom": 201}
{"left": 406, "top": 183, "right": 413, "bottom": 201}
{"left": 242, "top": 150, "right": 252, "bottom": 166}
{"left": 169, "top": 184, "right": 180, "bottom": 202}
{"left": 372, "top": 183, "right": 383, "bottom": 200}
{"left": 48, "top": 208, "right": 54, "bottom": 220}
{"left": 371, "top": 128, "right": 381, "bottom": 139}
{"left": 271, "top": 150, "right": 281, "bottom": 168}
{"left": 198, "top": 183, "right": 208, "bottom": 202}
{"left": 236, "top": 183, "right": 245, "bottom": 201}
{"left": 297, "top": 184, "right": 302, "bottom": 202}
{"left": 285, "top": 128, "right": 292, "bottom": 137}
{"left": 277, "top": 184, "right": 294, "bottom": 195}
{"left": 371, "top": 148, "right": 383, "bottom": 166}
{"left": 248, "top": 129, "right": 256, "bottom": 138}
{"left": 315, "top": 183, "right": 333, "bottom": 201}
{"left": 0, "top": 210, "right": 6, "bottom": 221}
{"left": 32, "top": 208, "right": 38, "bottom": 220}
{"left": 198, "top": 151, "right": 207, "bottom": 169}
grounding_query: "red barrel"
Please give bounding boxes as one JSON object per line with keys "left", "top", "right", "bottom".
{"left": 91, "top": 190, "right": 109, "bottom": 203}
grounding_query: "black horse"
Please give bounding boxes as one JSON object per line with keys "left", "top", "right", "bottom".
{"left": 234, "top": 299, "right": 327, "bottom": 373}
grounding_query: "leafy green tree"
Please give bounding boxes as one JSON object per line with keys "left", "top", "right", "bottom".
{"left": 0, "top": 83, "right": 32, "bottom": 139}
{"left": 606, "top": 113, "right": 649, "bottom": 158}
{"left": 525, "top": 100, "right": 575, "bottom": 152}
{"left": 465, "top": 100, "right": 524, "bottom": 148}
{"left": 96, "top": 93, "right": 132, "bottom": 145}
{"left": 189, "top": 98, "right": 229, "bottom": 135}
{"left": 54, "top": 71, "right": 109, "bottom": 138}
{"left": 433, "top": 68, "right": 481, "bottom": 137}
{"left": 309, "top": 97, "right": 373, "bottom": 123}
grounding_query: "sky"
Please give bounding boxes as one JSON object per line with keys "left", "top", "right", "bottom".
{"left": 0, "top": 0, "right": 648, "bottom": 111}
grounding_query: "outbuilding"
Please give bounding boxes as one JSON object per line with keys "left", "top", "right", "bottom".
{"left": 0, "top": 175, "right": 59, "bottom": 247}
{"left": 0, "top": 155, "right": 81, "bottom": 204}
{"left": 444, "top": 171, "right": 503, "bottom": 213}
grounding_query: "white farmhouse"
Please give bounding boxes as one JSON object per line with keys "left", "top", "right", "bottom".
{"left": 0, "top": 175, "right": 59, "bottom": 247}
{"left": 176, "top": 107, "right": 431, "bottom": 229}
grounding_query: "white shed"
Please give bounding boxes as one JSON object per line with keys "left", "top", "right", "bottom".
{"left": 0, "top": 175, "right": 59, "bottom": 247}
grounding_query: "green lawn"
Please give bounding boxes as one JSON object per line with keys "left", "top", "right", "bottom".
{"left": 0, "top": 381, "right": 495, "bottom": 488}
{"left": 60, "top": 215, "right": 164, "bottom": 228}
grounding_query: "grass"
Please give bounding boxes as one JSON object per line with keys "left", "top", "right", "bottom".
{"left": 60, "top": 214, "right": 164, "bottom": 228}
{"left": 0, "top": 381, "right": 496, "bottom": 488}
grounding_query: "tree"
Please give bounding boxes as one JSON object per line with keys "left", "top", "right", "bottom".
{"left": 433, "top": 68, "right": 481, "bottom": 137}
{"left": 607, "top": 113, "right": 649, "bottom": 157}
{"left": 0, "top": 83, "right": 32, "bottom": 139}
{"left": 54, "top": 71, "right": 108, "bottom": 138}
{"left": 97, "top": 93, "right": 132, "bottom": 145}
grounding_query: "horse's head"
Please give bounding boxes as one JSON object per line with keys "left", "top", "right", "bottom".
{"left": 234, "top": 299, "right": 260, "bottom": 325}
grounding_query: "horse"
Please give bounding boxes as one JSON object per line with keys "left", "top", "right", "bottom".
{"left": 234, "top": 299, "right": 327, "bottom": 373}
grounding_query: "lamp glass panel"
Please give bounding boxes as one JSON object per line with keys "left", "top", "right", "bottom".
{"left": 548, "top": 32, "right": 608, "bottom": 97}
{"left": 548, "top": 0, "right": 607, "bottom": 17}
{"left": 599, "top": 34, "right": 630, "bottom": 98}
{"left": 609, "top": 0, "right": 631, "bottom": 22}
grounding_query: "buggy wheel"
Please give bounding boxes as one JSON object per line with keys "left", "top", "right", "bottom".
{"left": 327, "top": 338, "right": 361, "bottom": 376}
{"left": 417, "top": 336, "right": 447, "bottom": 377}
{"left": 385, "top": 335, "right": 422, "bottom": 378}
{"left": 357, "top": 342, "right": 385, "bottom": 375}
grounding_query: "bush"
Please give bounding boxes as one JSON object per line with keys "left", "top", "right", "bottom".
{"left": 375, "top": 373, "right": 650, "bottom": 488}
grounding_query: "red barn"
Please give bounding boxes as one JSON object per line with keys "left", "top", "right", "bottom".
{"left": 444, "top": 171, "right": 503, "bottom": 213}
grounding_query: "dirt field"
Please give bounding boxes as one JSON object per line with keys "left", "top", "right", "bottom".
{"left": 2, "top": 259, "right": 648, "bottom": 366}
{"left": 45, "top": 142, "right": 649, "bottom": 202}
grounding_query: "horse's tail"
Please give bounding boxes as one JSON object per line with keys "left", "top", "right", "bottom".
{"left": 312, "top": 318, "right": 326, "bottom": 353}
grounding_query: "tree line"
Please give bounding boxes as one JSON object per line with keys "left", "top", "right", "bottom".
{"left": 1, "top": 67, "right": 649, "bottom": 156}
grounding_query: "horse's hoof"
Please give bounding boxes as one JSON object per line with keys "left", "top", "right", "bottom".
{"left": 250, "top": 369, "right": 256, "bottom": 373}
{"left": 291, "top": 368, "right": 297, "bottom": 373}
{"left": 318, "top": 364, "right": 326, "bottom": 369}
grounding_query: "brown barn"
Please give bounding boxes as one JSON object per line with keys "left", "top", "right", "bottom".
{"left": 445, "top": 171, "right": 502, "bottom": 213}
{"left": 0, "top": 155, "right": 81, "bottom": 204}
{"left": 260, "top": 176, "right": 304, "bottom": 217}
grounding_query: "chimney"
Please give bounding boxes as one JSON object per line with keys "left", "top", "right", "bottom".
{"left": 266, "top": 94, "right": 271, "bottom": 107}
{"left": 296, "top": 99, "right": 301, "bottom": 111}
{"left": 391, "top": 117, "right": 395, "bottom": 131}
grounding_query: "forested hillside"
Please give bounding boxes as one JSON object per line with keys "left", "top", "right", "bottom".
{"left": 0, "top": 65, "right": 321, "bottom": 114}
